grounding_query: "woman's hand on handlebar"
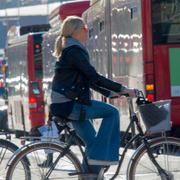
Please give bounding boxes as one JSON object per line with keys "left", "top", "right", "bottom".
{"left": 109, "top": 87, "right": 137, "bottom": 98}
{"left": 120, "top": 87, "right": 136, "bottom": 97}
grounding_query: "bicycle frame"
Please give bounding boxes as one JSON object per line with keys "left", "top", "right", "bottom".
{"left": 42, "top": 96, "right": 171, "bottom": 179}
{"left": 43, "top": 98, "right": 161, "bottom": 179}
{"left": 110, "top": 97, "right": 171, "bottom": 180}
{"left": 109, "top": 98, "right": 145, "bottom": 179}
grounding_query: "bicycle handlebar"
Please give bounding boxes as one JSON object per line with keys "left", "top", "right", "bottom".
{"left": 113, "top": 89, "right": 143, "bottom": 98}
{"left": 111, "top": 89, "right": 151, "bottom": 106}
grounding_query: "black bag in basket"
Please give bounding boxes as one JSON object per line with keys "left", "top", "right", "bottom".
{"left": 139, "top": 102, "right": 168, "bottom": 128}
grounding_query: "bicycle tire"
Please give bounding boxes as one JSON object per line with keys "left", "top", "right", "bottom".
{"left": 6, "top": 141, "right": 84, "bottom": 180}
{"left": 127, "top": 137, "right": 180, "bottom": 180}
{"left": 0, "top": 139, "right": 30, "bottom": 179}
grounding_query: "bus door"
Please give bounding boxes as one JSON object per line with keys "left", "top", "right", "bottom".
{"left": 152, "top": 0, "right": 180, "bottom": 126}
{"left": 28, "top": 33, "right": 45, "bottom": 128}
{"left": 29, "top": 81, "right": 44, "bottom": 127}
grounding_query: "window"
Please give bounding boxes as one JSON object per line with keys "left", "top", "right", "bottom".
{"left": 33, "top": 35, "right": 43, "bottom": 79}
{"left": 152, "top": 0, "right": 180, "bottom": 44}
{"left": 99, "top": 21, "right": 105, "bottom": 32}
{"left": 31, "top": 82, "right": 40, "bottom": 95}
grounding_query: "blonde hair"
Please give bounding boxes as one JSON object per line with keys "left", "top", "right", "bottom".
{"left": 53, "top": 16, "right": 85, "bottom": 58}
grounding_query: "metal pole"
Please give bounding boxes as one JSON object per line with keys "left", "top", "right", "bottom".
{"left": 17, "top": 0, "right": 20, "bottom": 26}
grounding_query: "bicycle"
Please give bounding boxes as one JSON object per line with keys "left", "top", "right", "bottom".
{"left": 0, "top": 132, "right": 30, "bottom": 179}
{"left": 6, "top": 90, "right": 180, "bottom": 180}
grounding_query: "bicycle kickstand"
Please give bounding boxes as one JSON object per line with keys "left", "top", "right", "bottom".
{"left": 97, "top": 168, "right": 105, "bottom": 180}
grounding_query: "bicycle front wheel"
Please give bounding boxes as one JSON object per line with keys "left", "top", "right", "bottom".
{"left": 127, "top": 137, "right": 180, "bottom": 180}
{"left": 6, "top": 141, "right": 84, "bottom": 180}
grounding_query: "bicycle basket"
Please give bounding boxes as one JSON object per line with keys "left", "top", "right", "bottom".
{"left": 138, "top": 99, "right": 171, "bottom": 134}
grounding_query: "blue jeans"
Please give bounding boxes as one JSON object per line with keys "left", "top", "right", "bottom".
{"left": 69, "top": 100, "right": 120, "bottom": 172}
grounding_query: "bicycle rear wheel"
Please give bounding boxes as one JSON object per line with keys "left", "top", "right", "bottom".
{"left": 6, "top": 141, "right": 84, "bottom": 180}
{"left": 127, "top": 137, "right": 180, "bottom": 180}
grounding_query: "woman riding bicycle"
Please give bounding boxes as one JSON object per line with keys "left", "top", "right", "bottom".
{"left": 50, "top": 16, "right": 136, "bottom": 175}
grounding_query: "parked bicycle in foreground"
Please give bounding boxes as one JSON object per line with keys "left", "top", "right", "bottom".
{"left": 6, "top": 90, "right": 180, "bottom": 180}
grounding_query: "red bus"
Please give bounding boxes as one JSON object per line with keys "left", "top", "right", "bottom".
{"left": 83, "top": 0, "right": 180, "bottom": 135}
{"left": 6, "top": 25, "right": 50, "bottom": 137}
{"left": 42, "top": 0, "right": 90, "bottom": 120}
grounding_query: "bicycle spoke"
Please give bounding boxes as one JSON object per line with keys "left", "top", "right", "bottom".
{"left": 0, "top": 147, "right": 7, "bottom": 164}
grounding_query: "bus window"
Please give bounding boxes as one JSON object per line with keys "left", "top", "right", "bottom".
{"left": 99, "top": 21, "right": 105, "bottom": 32}
{"left": 152, "top": 0, "right": 180, "bottom": 44}
{"left": 20, "top": 24, "right": 50, "bottom": 35}
{"left": 31, "top": 82, "right": 40, "bottom": 95}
